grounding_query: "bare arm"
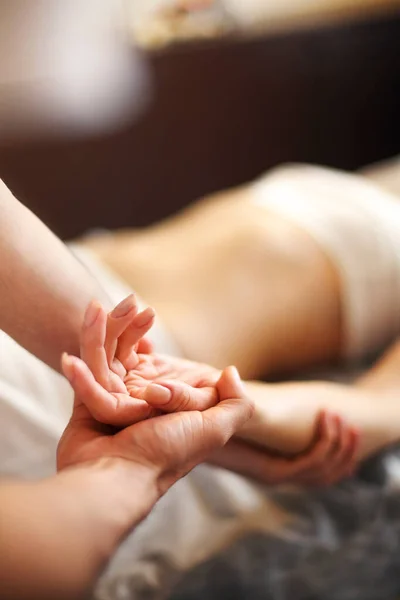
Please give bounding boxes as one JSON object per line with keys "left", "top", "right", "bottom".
{"left": 0, "top": 179, "right": 111, "bottom": 371}
{"left": 240, "top": 341, "right": 400, "bottom": 461}
{"left": 0, "top": 459, "right": 157, "bottom": 600}
{"left": 0, "top": 353, "right": 252, "bottom": 599}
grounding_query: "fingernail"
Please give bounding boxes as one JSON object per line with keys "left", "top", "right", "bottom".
{"left": 229, "top": 365, "right": 240, "bottom": 381}
{"left": 229, "top": 366, "right": 246, "bottom": 392}
{"left": 112, "top": 294, "right": 136, "bottom": 318}
{"left": 135, "top": 307, "right": 156, "bottom": 327}
{"left": 84, "top": 301, "right": 101, "bottom": 327}
{"left": 61, "top": 351, "right": 68, "bottom": 367}
{"left": 227, "top": 365, "right": 239, "bottom": 384}
{"left": 62, "top": 353, "right": 76, "bottom": 382}
{"left": 144, "top": 384, "right": 171, "bottom": 405}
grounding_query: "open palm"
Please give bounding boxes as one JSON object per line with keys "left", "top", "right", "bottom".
{"left": 70, "top": 294, "right": 358, "bottom": 488}
{"left": 58, "top": 354, "right": 253, "bottom": 498}
{"left": 78, "top": 295, "right": 222, "bottom": 427}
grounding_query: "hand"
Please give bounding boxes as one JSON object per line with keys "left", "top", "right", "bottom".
{"left": 77, "top": 295, "right": 358, "bottom": 488}
{"left": 79, "top": 295, "right": 223, "bottom": 426}
{"left": 58, "top": 355, "right": 254, "bottom": 495}
{"left": 210, "top": 411, "right": 359, "bottom": 487}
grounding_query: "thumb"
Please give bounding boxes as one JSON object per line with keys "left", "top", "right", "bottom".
{"left": 216, "top": 365, "right": 248, "bottom": 402}
{"left": 201, "top": 366, "right": 254, "bottom": 448}
{"left": 137, "top": 336, "right": 154, "bottom": 354}
{"left": 121, "top": 367, "right": 253, "bottom": 474}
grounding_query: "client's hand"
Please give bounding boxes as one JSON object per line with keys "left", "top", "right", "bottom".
{"left": 79, "top": 294, "right": 224, "bottom": 426}
{"left": 58, "top": 355, "right": 254, "bottom": 496}
{"left": 75, "top": 294, "right": 357, "bottom": 488}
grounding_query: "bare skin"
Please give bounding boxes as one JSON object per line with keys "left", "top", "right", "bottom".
{"left": 81, "top": 185, "right": 341, "bottom": 379}
{"left": 78, "top": 294, "right": 400, "bottom": 480}
{"left": 0, "top": 179, "right": 112, "bottom": 371}
{"left": 80, "top": 181, "right": 400, "bottom": 467}
{"left": 241, "top": 344, "right": 400, "bottom": 461}
{"left": 76, "top": 294, "right": 359, "bottom": 487}
{"left": 0, "top": 175, "right": 356, "bottom": 490}
{"left": 0, "top": 303, "right": 254, "bottom": 600}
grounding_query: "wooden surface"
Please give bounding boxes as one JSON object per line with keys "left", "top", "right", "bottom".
{"left": 0, "top": 13, "right": 399, "bottom": 239}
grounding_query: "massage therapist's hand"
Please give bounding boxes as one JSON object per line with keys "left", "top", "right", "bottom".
{"left": 58, "top": 354, "right": 254, "bottom": 495}
{"left": 79, "top": 294, "right": 227, "bottom": 426}
{"left": 0, "top": 352, "right": 252, "bottom": 600}
{"left": 76, "top": 294, "right": 357, "bottom": 488}
{"left": 210, "top": 411, "right": 359, "bottom": 487}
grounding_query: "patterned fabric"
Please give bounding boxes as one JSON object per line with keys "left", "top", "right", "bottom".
{"left": 170, "top": 467, "right": 400, "bottom": 600}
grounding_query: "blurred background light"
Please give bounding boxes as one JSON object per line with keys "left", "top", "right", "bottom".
{"left": 0, "top": 0, "right": 150, "bottom": 139}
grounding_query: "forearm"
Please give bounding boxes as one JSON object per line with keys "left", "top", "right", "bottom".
{"left": 241, "top": 362, "right": 400, "bottom": 462}
{"left": 0, "top": 458, "right": 158, "bottom": 600}
{"left": 240, "top": 381, "right": 370, "bottom": 459}
{"left": 0, "top": 180, "right": 111, "bottom": 371}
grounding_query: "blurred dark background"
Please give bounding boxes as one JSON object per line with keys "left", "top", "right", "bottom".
{"left": 1, "top": 11, "right": 399, "bottom": 240}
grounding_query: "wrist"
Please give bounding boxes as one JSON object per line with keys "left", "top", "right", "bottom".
{"left": 75, "top": 456, "right": 159, "bottom": 528}
{"left": 0, "top": 459, "right": 160, "bottom": 600}
{"left": 57, "top": 457, "right": 160, "bottom": 563}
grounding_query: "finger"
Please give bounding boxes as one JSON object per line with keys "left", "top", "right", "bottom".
{"left": 208, "top": 439, "right": 288, "bottom": 484}
{"left": 125, "top": 367, "right": 254, "bottom": 472}
{"left": 142, "top": 365, "right": 246, "bottom": 412}
{"left": 62, "top": 354, "right": 153, "bottom": 426}
{"left": 322, "top": 426, "right": 360, "bottom": 485}
{"left": 143, "top": 380, "right": 218, "bottom": 412}
{"left": 210, "top": 436, "right": 345, "bottom": 487}
{"left": 280, "top": 412, "right": 339, "bottom": 484}
{"left": 344, "top": 429, "right": 360, "bottom": 477}
{"left": 104, "top": 294, "right": 139, "bottom": 366}
{"left": 212, "top": 441, "right": 306, "bottom": 484}
{"left": 126, "top": 376, "right": 149, "bottom": 401}
{"left": 80, "top": 301, "right": 112, "bottom": 389}
{"left": 296, "top": 414, "right": 349, "bottom": 487}
{"left": 257, "top": 447, "right": 333, "bottom": 486}
{"left": 309, "top": 411, "right": 339, "bottom": 465}
{"left": 117, "top": 307, "right": 156, "bottom": 370}
{"left": 137, "top": 336, "right": 154, "bottom": 354}
{"left": 326, "top": 416, "right": 351, "bottom": 465}
{"left": 200, "top": 366, "right": 255, "bottom": 452}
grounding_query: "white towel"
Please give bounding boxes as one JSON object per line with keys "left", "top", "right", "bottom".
{"left": 252, "top": 164, "right": 400, "bottom": 361}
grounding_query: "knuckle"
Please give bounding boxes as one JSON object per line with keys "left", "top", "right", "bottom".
{"left": 175, "top": 387, "right": 192, "bottom": 412}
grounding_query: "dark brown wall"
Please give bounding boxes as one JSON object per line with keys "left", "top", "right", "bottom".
{"left": 0, "top": 13, "right": 399, "bottom": 239}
